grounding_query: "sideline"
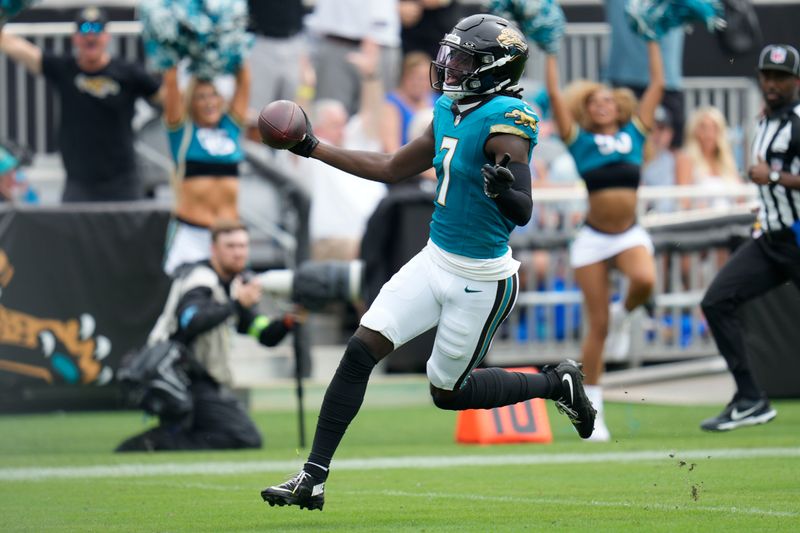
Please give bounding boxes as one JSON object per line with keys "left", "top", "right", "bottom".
{"left": 2, "top": 446, "right": 799, "bottom": 481}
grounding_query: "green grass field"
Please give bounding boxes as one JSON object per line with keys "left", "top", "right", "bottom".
{"left": 1, "top": 384, "right": 799, "bottom": 532}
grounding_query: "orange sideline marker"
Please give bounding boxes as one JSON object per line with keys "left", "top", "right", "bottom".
{"left": 455, "top": 367, "right": 553, "bottom": 445}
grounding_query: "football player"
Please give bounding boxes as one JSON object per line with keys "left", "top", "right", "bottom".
{"left": 261, "top": 14, "right": 596, "bottom": 511}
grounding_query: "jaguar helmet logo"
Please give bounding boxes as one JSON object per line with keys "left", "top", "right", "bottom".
{"left": 497, "top": 28, "right": 527, "bottom": 53}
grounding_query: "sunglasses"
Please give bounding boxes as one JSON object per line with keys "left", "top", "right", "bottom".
{"left": 78, "top": 21, "right": 105, "bottom": 34}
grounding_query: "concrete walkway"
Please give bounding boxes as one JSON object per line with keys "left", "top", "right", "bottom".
{"left": 604, "top": 373, "right": 735, "bottom": 406}
{"left": 602, "top": 356, "right": 735, "bottom": 406}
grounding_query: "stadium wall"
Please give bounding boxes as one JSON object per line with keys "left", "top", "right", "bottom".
{"left": 0, "top": 204, "right": 172, "bottom": 412}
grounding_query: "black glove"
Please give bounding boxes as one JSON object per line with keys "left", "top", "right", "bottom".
{"left": 289, "top": 108, "right": 320, "bottom": 158}
{"left": 482, "top": 153, "right": 514, "bottom": 198}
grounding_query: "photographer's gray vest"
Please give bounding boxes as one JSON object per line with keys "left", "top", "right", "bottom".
{"left": 148, "top": 264, "right": 235, "bottom": 387}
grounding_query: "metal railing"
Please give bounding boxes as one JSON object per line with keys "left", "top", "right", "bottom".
{"left": 487, "top": 189, "right": 757, "bottom": 367}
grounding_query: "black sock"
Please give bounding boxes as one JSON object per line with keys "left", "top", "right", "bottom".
{"left": 432, "top": 367, "right": 561, "bottom": 411}
{"left": 304, "top": 336, "right": 377, "bottom": 480}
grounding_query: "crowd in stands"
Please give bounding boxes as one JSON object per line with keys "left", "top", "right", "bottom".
{"left": 0, "top": 0, "right": 756, "bottom": 347}
{"left": 0, "top": 1, "right": 752, "bottom": 225}
{"left": 0, "top": 1, "right": 753, "bottom": 336}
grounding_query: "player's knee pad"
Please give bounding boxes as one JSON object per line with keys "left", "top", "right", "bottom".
{"left": 337, "top": 336, "right": 378, "bottom": 382}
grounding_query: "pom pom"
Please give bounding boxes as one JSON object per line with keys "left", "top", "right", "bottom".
{"left": 624, "top": 0, "right": 726, "bottom": 41}
{"left": 0, "top": 0, "right": 39, "bottom": 25}
{"left": 488, "top": 0, "right": 566, "bottom": 54}
{"left": 139, "top": 0, "right": 254, "bottom": 78}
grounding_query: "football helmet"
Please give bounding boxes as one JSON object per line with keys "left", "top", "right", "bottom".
{"left": 431, "top": 14, "right": 529, "bottom": 100}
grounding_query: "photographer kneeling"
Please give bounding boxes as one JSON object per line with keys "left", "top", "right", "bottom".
{"left": 116, "top": 220, "right": 300, "bottom": 452}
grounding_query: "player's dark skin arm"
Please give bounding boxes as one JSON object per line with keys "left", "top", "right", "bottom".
{"left": 310, "top": 123, "right": 436, "bottom": 184}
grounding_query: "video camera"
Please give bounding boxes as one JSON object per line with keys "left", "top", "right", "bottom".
{"left": 254, "top": 260, "right": 364, "bottom": 311}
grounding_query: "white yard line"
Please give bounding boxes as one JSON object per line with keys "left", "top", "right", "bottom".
{"left": 1, "top": 447, "right": 798, "bottom": 482}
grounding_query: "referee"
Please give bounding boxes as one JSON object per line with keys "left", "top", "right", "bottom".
{"left": 700, "top": 44, "right": 800, "bottom": 432}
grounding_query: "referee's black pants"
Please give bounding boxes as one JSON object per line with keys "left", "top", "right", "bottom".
{"left": 701, "top": 231, "right": 800, "bottom": 400}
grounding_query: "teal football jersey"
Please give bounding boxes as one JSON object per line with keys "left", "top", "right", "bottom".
{"left": 430, "top": 95, "right": 538, "bottom": 259}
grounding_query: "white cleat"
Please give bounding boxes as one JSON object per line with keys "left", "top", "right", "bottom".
{"left": 604, "top": 302, "right": 632, "bottom": 361}
{"left": 585, "top": 416, "right": 611, "bottom": 442}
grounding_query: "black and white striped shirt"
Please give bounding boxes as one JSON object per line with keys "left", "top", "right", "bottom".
{"left": 751, "top": 101, "right": 800, "bottom": 232}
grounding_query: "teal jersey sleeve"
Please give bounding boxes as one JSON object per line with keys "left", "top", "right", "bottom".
{"left": 429, "top": 95, "right": 538, "bottom": 259}
{"left": 487, "top": 100, "right": 540, "bottom": 159}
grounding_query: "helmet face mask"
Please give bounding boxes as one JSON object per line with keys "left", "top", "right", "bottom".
{"left": 430, "top": 14, "right": 528, "bottom": 101}
{"left": 432, "top": 44, "right": 486, "bottom": 98}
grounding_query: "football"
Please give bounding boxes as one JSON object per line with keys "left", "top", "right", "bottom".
{"left": 258, "top": 100, "right": 307, "bottom": 150}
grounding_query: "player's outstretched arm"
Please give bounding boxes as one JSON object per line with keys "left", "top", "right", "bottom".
{"left": 545, "top": 54, "right": 576, "bottom": 143}
{"left": 0, "top": 28, "right": 42, "bottom": 75}
{"left": 482, "top": 134, "right": 532, "bottom": 226}
{"left": 311, "top": 121, "right": 436, "bottom": 185}
{"left": 636, "top": 41, "right": 665, "bottom": 130}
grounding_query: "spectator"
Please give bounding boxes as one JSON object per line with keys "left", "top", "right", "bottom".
{"left": 0, "top": 144, "right": 37, "bottom": 204}
{"left": 0, "top": 146, "right": 19, "bottom": 203}
{"left": 381, "top": 51, "right": 436, "bottom": 152}
{"left": 604, "top": 0, "right": 685, "bottom": 148}
{"left": 676, "top": 106, "right": 742, "bottom": 209}
{"left": 0, "top": 6, "right": 161, "bottom": 202}
{"left": 360, "top": 107, "right": 436, "bottom": 307}
{"left": 306, "top": 0, "right": 401, "bottom": 115}
{"left": 306, "top": 100, "right": 387, "bottom": 261}
{"left": 398, "top": 0, "right": 460, "bottom": 59}
{"left": 116, "top": 220, "right": 301, "bottom": 452}
{"left": 641, "top": 105, "right": 678, "bottom": 213}
{"left": 161, "top": 63, "right": 250, "bottom": 275}
{"left": 246, "top": 0, "right": 310, "bottom": 111}
{"left": 301, "top": 40, "right": 387, "bottom": 261}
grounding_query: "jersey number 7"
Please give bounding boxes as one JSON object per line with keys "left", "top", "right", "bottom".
{"left": 436, "top": 136, "right": 458, "bottom": 206}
